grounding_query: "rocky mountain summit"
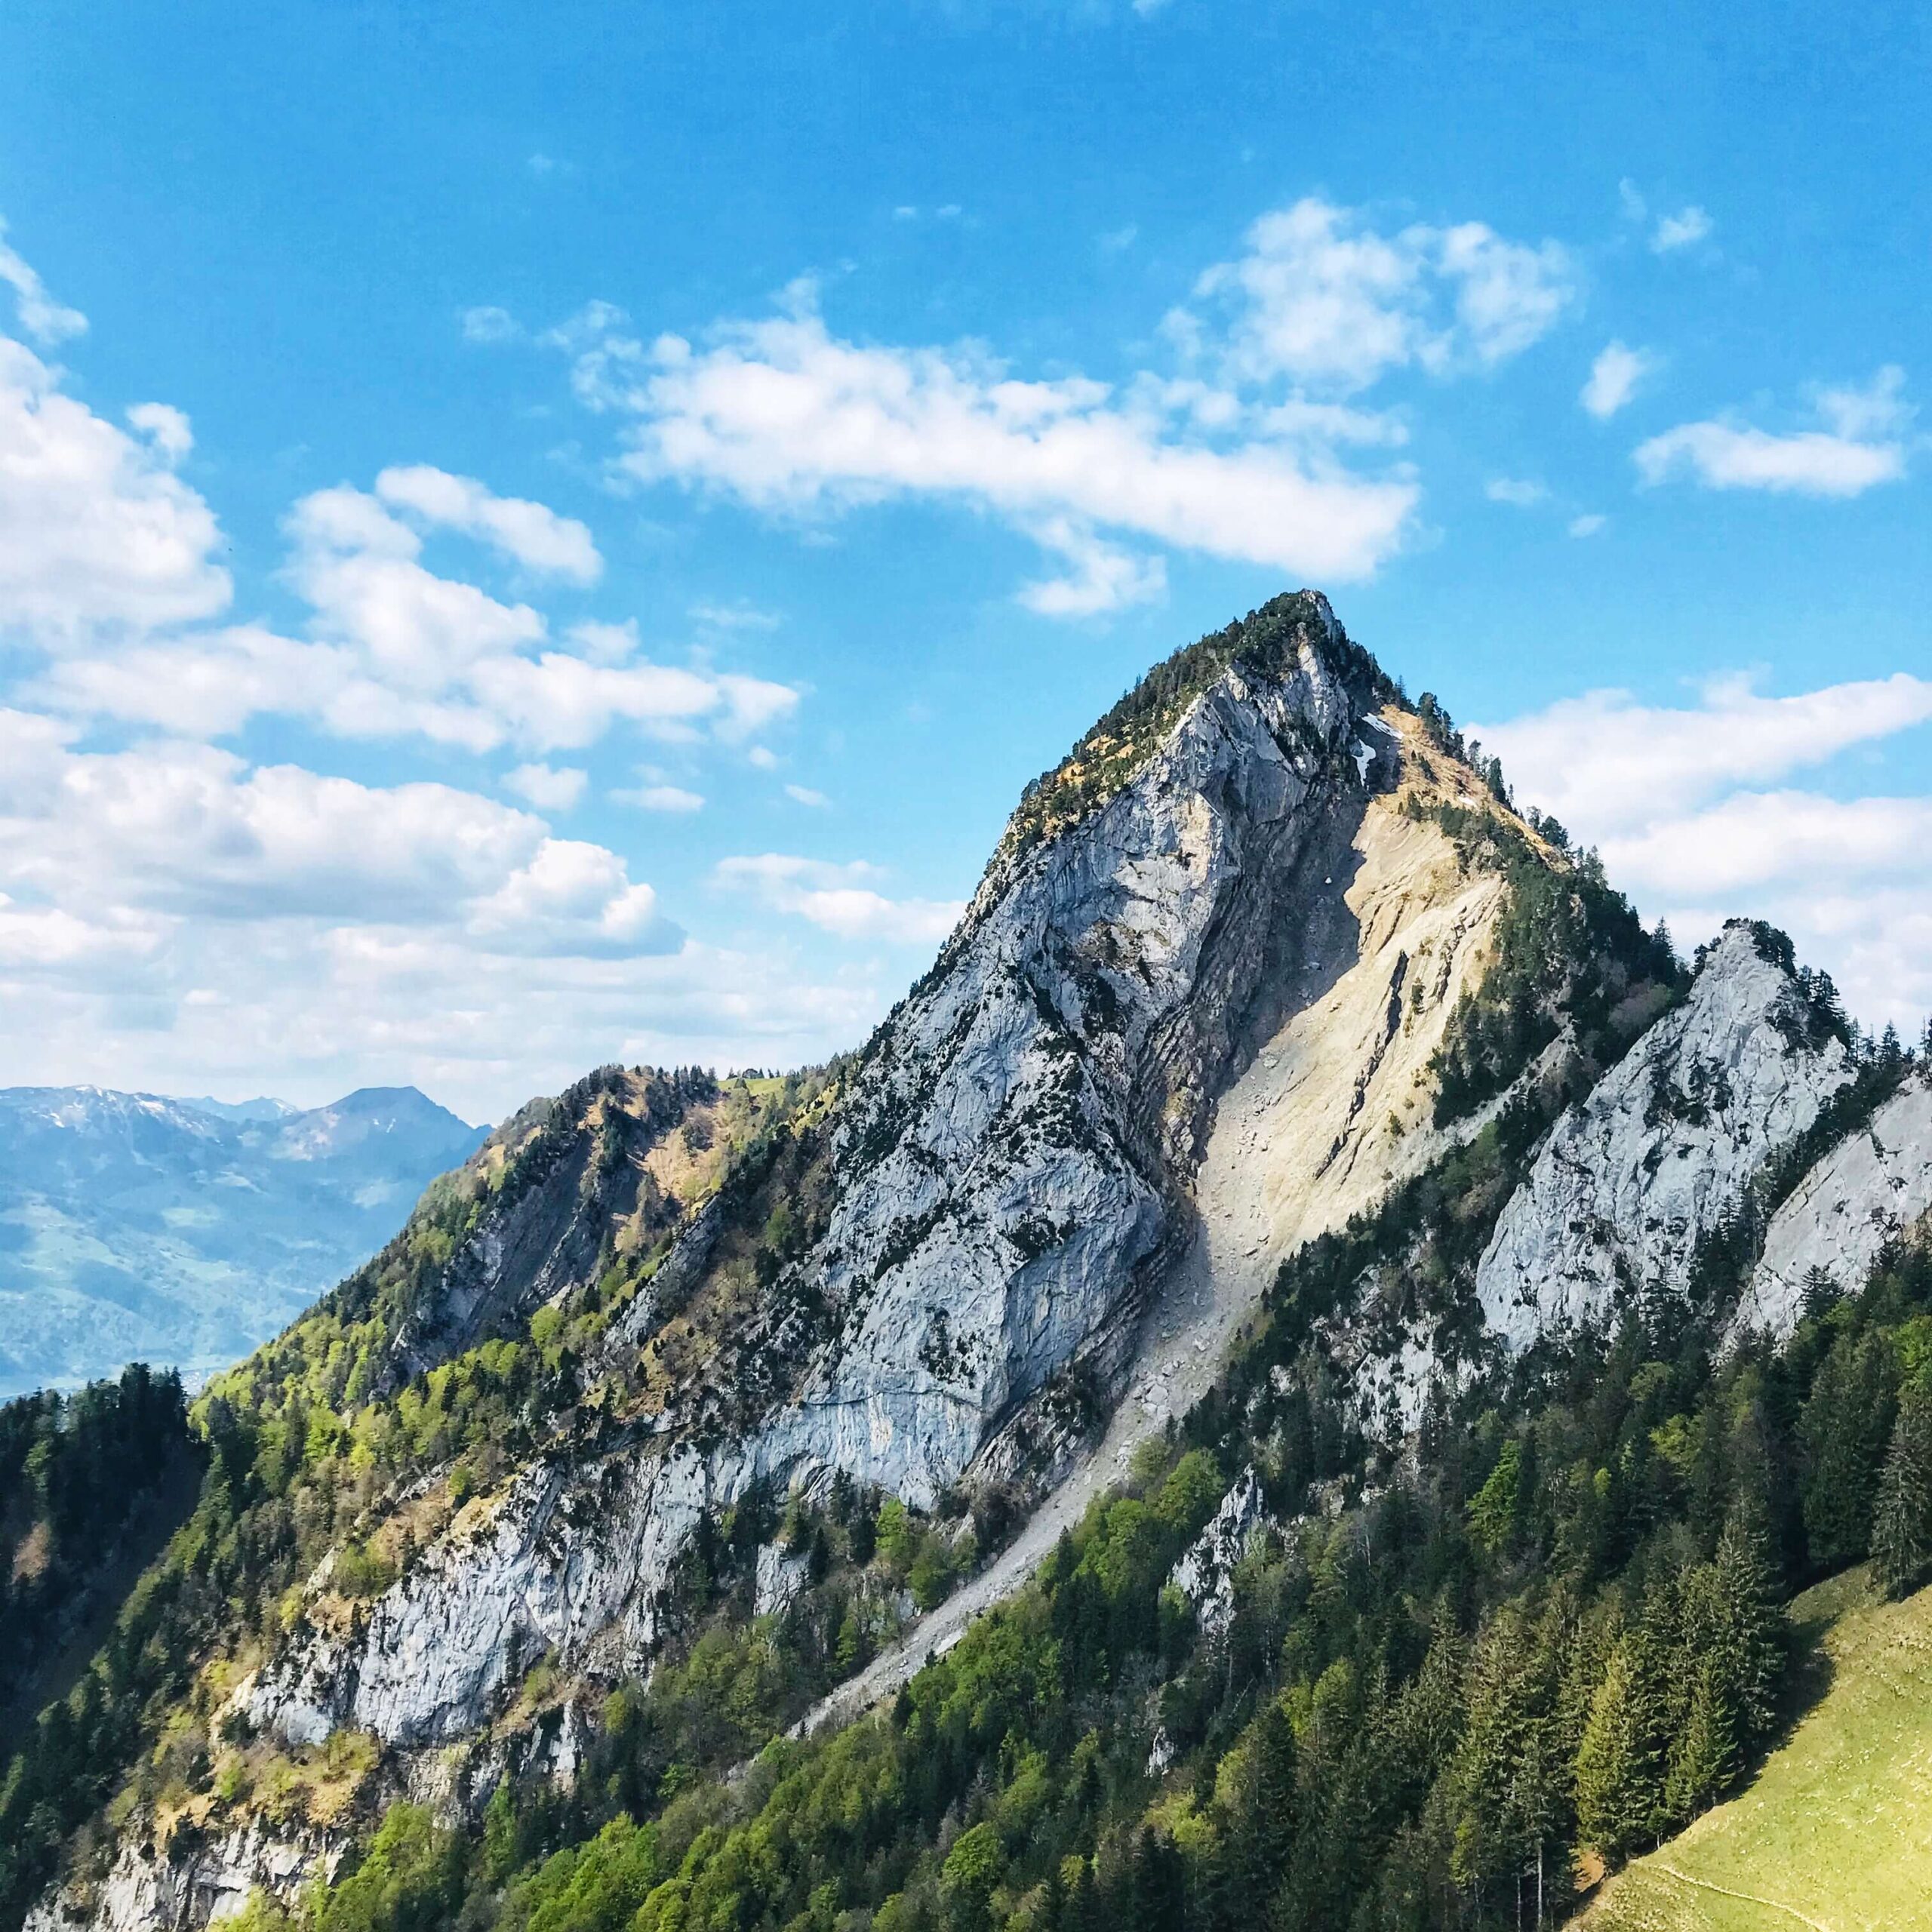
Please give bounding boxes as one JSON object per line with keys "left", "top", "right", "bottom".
{"left": 14, "top": 592, "right": 1932, "bottom": 1932}
{"left": 242, "top": 592, "right": 1420, "bottom": 1752}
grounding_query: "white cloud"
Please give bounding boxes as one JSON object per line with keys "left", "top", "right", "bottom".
{"left": 37, "top": 479, "right": 798, "bottom": 758}
{"left": 0, "top": 729, "right": 672, "bottom": 939}
{"left": 567, "top": 617, "right": 641, "bottom": 663}
{"left": 713, "top": 854, "right": 962, "bottom": 944}
{"left": 1485, "top": 477, "right": 1546, "bottom": 507}
{"left": 126, "top": 401, "right": 193, "bottom": 462}
{"left": 0, "top": 219, "right": 87, "bottom": 344}
{"left": 691, "top": 598, "right": 782, "bottom": 631}
{"left": 1179, "top": 196, "right": 1575, "bottom": 394}
{"left": 287, "top": 485, "right": 544, "bottom": 688}
{"left": 1017, "top": 521, "right": 1167, "bottom": 617}
{"left": 1567, "top": 512, "right": 1607, "bottom": 537}
{"left": 1581, "top": 340, "right": 1657, "bottom": 419}
{"left": 0, "top": 335, "right": 232, "bottom": 648}
{"left": 1635, "top": 368, "right": 1911, "bottom": 497}
{"left": 1476, "top": 668, "right": 1932, "bottom": 1040}
{"left": 615, "top": 783, "right": 705, "bottom": 814}
{"left": 0, "top": 724, "right": 707, "bottom": 1113}
{"left": 374, "top": 463, "right": 602, "bottom": 582}
{"left": 784, "top": 783, "right": 829, "bottom": 808}
{"left": 599, "top": 294, "right": 1417, "bottom": 591}
{"left": 1475, "top": 668, "right": 1932, "bottom": 834}
{"left": 1600, "top": 790, "right": 1932, "bottom": 900}
{"left": 1816, "top": 367, "right": 1914, "bottom": 441}
{"left": 504, "top": 762, "right": 588, "bottom": 810}
{"left": 466, "top": 838, "right": 673, "bottom": 955}
{"left": 462, "top": 305, "right": 521, "bottom": 344}
{"left": 1651, "top": 205, "right": 1714, "bottom": 254}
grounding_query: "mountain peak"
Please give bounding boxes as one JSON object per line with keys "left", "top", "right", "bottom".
{"left": 996, "top": 589, "right": 1390, "bottom": 866}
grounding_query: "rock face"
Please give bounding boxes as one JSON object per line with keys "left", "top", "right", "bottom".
{"left": 24, "top": 1823, "right": 342, "bottom": 1932}
{"left": 251, "top": 593, "right": 1413, "bottom": 1749}
{"left": 1477, "top": 924, "right": 1854, "bottom": 1349}
{"left": 1730, "top": 1070, "right": 1932, "bottom": 1344}
{"left": 1169, "top": 1466, "right": 1269, "bottom": 1640}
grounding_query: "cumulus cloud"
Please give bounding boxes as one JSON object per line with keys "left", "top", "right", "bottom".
{"left": 504, "top": 762, "right": 588, "bottom": 810}
{"left": 537, "top": 197, "right": 1585, "bottom": 612}
{"left": 374, "top": 463, "right": 602, "bottom": 582}
{"left": 0, "top": 219, "right": 87, "bottom": 344}
{"left": 1474, "top": 669, "right": 1932, "bottom": 1036}
{"left": 35, "top": 475, "right": 797, "bottom": 756}
{"left": 1475, "top": 668, "right": 1932, "bottom": 835}
{"left": 0, "top": 719, "right": 718, "bottom": 1114}
{"left": 592, "top": 293, "right": 1416, "bottom": 591}
{"left": 1635, "top": 367, "right": 1912, "bottom": 497}
{"left": 1018, "top": 521, "right": 1167, "bottom": 617}
{"left": 1567, "top": 513, "right": 1607, "bottom": 538}
{"left": 615, "top": 783, "right": 705, "bottom": 814}
{"left": 1581, "top": 340, "right": 1657, "bottom": 420}
{"left": 784, "top": 783, "right": 829, "bottom": 808}
{"left": 0, "top": 335, "right": 232, "bottom": 648}
{"left": 1177, "top": 196, "right": 1576, "bottom": 394}
{"left": 461, "top": 305, "right": 521, "bottom": 344}
{"left": 0, "top": 728, "right": 672, "bottom": 941}
{"left": 1485, "top": 477, "right": 1546, "bottom": 507}
{"left": 713, "top": 854, "right": 963, "bottom": 945}
{"left": 1651, "top": 205, "right": 1715, "bottom": 254}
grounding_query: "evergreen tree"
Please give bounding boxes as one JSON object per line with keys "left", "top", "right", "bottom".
{"left": 1574, "top": 1641, "right": 1663, "bottom": 1863}
{"left": 1712, "top": 1509, "right": 1786, "bottom": 1746}
{"left": 1662, "top": 1659, "right": 1737, "bottom": 1825}
{"left": 1801, "top": 1330, "right": 1897, "bottom": 1568}
{"left": 1872, "top": 1386, "right": 1932, "bottom": 1599}
{"left": 1220, "top": 1696, "right": 1297, "bottom": 1926}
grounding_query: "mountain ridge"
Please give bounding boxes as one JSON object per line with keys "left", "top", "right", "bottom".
{"left": 8, "top": 592, "right": 1931, "bottom": 1932}
{"left": 0, "top": 1084, "right": 485, "bottom": 1396}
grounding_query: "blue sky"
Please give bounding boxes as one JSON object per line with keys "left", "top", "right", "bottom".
{"left": 1, "top": 0, "right": 1927, "bottom": 1121}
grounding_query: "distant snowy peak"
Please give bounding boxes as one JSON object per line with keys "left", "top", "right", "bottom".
{"left": 180, "top": 1095, "right": 301, "bottom": 1124}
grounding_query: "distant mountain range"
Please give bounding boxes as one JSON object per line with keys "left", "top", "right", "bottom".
{"left": 0, "top": 1084, "right": 486, "bottom": 1396}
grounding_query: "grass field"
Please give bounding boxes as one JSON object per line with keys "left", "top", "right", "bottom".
{"left": 1577, "top": 1567, "right": 1932, "bottom": 1930}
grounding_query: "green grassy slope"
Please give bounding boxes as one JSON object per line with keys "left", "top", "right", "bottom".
{"left": 1580, "top": 1567, "right": 1932, "bottom": 1930}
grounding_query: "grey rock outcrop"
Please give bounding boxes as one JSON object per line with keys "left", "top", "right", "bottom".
{"left": 24, "top": 1823, "right": 342, "bottom": 1932}
{"left": 1477, "top": 924, "right": 1854, "bottom": 1349}
{"left": 1168, "top": 1466, "right": 1269, "bottom": 1639}
{"left": 1730, "top": 1070, "right": 1932, "bottom": 1344}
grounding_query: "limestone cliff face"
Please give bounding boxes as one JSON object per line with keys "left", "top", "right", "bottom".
{"left": 23, "top": 1824, "right": 345, "bottom": 1932}
{"left": 1476, "top": 923, "right": 1854, "bottom": 1349}
{"left": 1729, "top": 1069, "right": 1932, "bottom": 1345}
{"left": 248, "top": 592, "right": 1405, "bottom": 1751}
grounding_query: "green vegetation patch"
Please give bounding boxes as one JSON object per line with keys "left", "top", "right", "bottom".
{"left": 1583, "top": 1566, "right": 1932, "bottom": 1930}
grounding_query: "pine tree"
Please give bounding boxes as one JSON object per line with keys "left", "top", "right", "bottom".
{"left": 1872, "top": 1387, "right": 1932, "bottom": 1599}
{"left": 1662, "top": 1660, "right": 1736, "bottom": 1824}
{"left": 1801, "top": 1330, "right": 1897, "bottom": 1568}
{"left": 1223, "top": 1696, "right": 1297, "bottom": 1924}
{"left": 1713, "top": 1509, "right": 1785, "bottom": 1746}
{"left": 1574, "top": 1641, "right": 1663, "bottom": 1864}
